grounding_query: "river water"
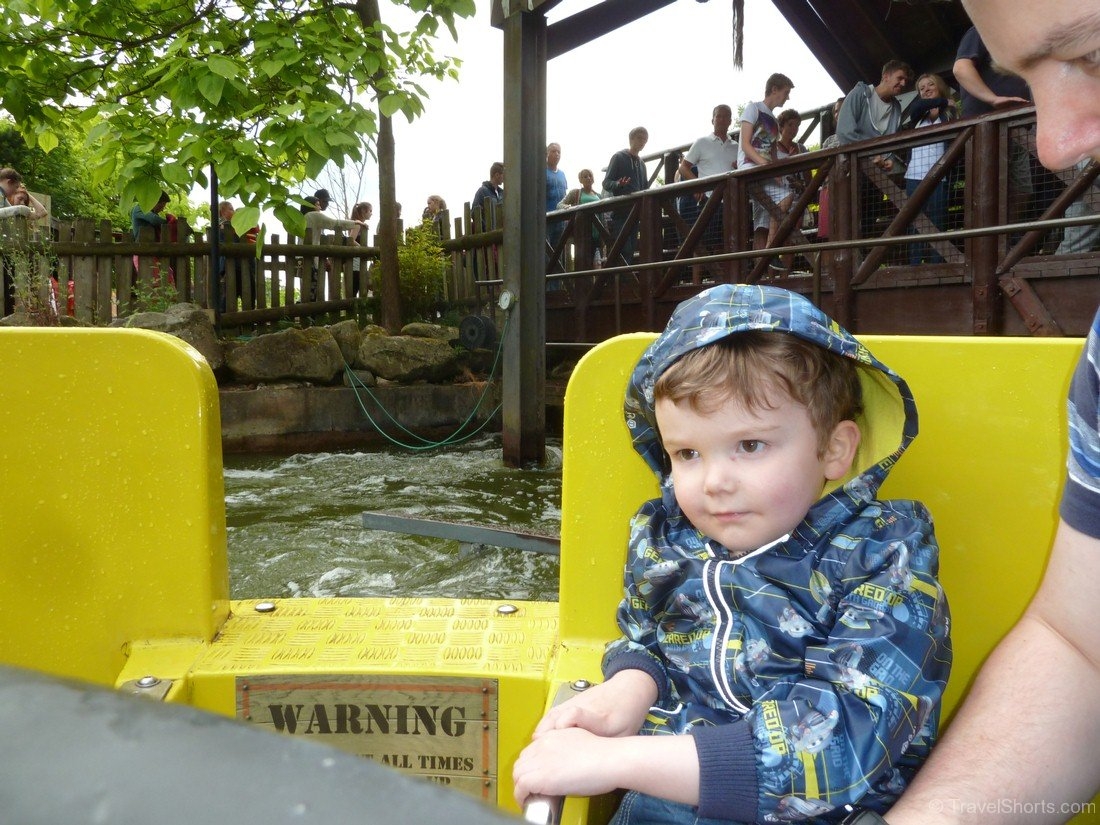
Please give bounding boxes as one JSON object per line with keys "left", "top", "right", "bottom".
{"left": 223, "top": 435, "right": 563, "bottom": 602}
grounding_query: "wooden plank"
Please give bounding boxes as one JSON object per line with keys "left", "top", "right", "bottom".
{"left": 72, "top": 219, "right": 95, "bottom": 323}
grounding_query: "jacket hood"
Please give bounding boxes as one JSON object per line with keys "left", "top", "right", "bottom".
{"left": 625, "top": 284, "right": 917, "bottom": 506}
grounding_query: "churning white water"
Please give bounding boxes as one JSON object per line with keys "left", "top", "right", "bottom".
{"left": 223, "top": 435, "right": 562, "bottom": 602}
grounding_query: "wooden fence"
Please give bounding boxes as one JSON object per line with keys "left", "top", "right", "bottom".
{"left": 0, "top": 214, "right": 501, "bottom": 329}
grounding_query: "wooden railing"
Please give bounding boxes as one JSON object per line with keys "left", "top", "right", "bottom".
{"left": 443, "top": 105, "right": 1098, "bottom": 340}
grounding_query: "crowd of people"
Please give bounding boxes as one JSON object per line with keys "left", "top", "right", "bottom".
{"left": 457, "top": 18, "right": 1095, "bottom": 280}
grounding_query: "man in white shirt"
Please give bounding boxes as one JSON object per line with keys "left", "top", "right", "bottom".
{"left": 677, "top": 105, "right": 738, "bottom": 248}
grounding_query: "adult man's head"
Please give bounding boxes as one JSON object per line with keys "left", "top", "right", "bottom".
{"left": 153, "top": 191, "right": 171, "bottom": 214}
{"left": 218, "top": 201, "right": 235, "bottom": 222}
{"left": 712, "top": 105, "right": 733, "bottom": 138}
{"left": 489, "top": 162, "right": 504, "bottom": 187}
{"left": 546, "top": 143, "right": 561, "bottom": 170}
{"left": 0, "top": 168, "right": 23, "bottom": 200}
{"left": 628, "top": 126, "right": 649, "bottom": 156}
{"left": 764, "top": 73, "right": 794, "bottom": 108}
{"left": 962, "top": 0, "right": 1100, "bottom": 169}
{"left": 313, "top": 188, "right": 331, "bottom": 211}
{"left": 875, "top": 59, "right": 912, "bottom": 101}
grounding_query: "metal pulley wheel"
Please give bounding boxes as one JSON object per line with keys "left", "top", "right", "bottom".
{"left": 459, "top": 315, "right": 497, "bottom": 350}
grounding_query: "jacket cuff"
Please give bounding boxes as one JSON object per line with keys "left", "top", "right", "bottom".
{"left": 602, "top": 652, "right": 668, "bottom": 704}
{"left": 690, "top": 721, "right": 758, "bottom": 821}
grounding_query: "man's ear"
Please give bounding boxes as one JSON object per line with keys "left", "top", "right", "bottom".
{"left": 823, "top": 420, "right": 861, "bottom": 481}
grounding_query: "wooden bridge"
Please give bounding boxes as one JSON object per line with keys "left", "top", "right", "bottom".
{"left": 528, "top": 105, "right": 1098, "bottom": 343}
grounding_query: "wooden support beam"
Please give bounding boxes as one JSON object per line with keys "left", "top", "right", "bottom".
{"left": 546, "top": 0, "right": 676, "bottom": 59}
{"left": 998, "top": 275, "right": 1064, "bottom": 336}
{"left": 501, "top": 10, "right": 547, "bottom": 468}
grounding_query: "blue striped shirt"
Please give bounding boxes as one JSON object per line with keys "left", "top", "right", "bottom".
{"left": 1062, "top": 308, "right": 1100, "bottom": 538}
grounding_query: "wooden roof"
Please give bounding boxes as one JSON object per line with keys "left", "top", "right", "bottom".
{"left": 770, "top": 0, "right": 973, "bottom": 90}
{"left": 492, "top": 0, "right": 974, "bottom": 89}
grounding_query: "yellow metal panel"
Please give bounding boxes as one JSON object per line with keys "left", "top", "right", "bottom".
{"left": 555, "top": 332, "right": 1087, "bottom": 822}
{"left": 185, "top": 597, "right": 559, "bottom": 814}
{"left": 863, "top": 336, "right": 1081, "bottom": 718}
{"left": 559, "top": 334, "right": 657, "bottom": 646}
{"left": 0, "top": 329, "right": 229, "bottom": 685}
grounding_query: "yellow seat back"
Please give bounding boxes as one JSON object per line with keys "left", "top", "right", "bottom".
{"left": 0, "top": 329, "right": 229, "bottom": 686}
{"left": 560, "top": 333, "right": 1082, "bottom": 720}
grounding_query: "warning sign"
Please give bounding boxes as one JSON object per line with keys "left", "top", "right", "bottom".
{"left": 237, "top": 674, "right": 498, "bottom": 800}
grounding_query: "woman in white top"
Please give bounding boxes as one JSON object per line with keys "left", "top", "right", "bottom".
{"left": 901, "top": 73, "right": 957, "bottom": 265}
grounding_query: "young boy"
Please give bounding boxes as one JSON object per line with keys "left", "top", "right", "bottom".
{"left": 513, "top": 284, "right": 951, "bottom": 823}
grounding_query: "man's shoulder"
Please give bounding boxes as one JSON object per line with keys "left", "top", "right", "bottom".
{"left": 684, "top": 134, "right": 710, "bottom": 158}
{"left": 740, "top": 100, "right": 762, "bottom": 122}
{"left": 955, "top": 25, "right": 984, "bottom": 62}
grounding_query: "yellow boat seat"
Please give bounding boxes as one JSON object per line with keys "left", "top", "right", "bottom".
{"left": 551, "top": 332, "right": 1088, "bottom": 825}
{"left": 0, "top": 328, "right": 229, "bottom": 687}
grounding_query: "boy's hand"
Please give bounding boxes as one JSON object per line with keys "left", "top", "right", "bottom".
{"left": 513, "top": 727, "right": 627, "bottom": 804}
{"left": 533, "top": 670, "right": 657, "bottom": 739}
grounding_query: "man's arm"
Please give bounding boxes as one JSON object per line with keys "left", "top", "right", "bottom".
{"left": 886, "top": 519, "right": 1100, "bottom": 825}
{"left": 739, "top": 120, "right": 770, "bottom": 166}
{"left": 953, "top": 58, "right": 1030, "bottom": 110}
{"left": 835, "top": 88, "right": 864, "bottom": 145}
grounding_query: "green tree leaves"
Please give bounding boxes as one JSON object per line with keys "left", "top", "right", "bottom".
{"left": 0, "top": 0, "right": 473, "bottom": 224}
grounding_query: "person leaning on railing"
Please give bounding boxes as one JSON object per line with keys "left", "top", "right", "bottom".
{"left": 898, "top": 73, "right": 958, "bottom": 266}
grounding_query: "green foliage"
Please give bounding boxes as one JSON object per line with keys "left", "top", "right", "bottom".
{"left": 130, "top": 278, "right": 180, "bottom": 315}
{"left": 0, "top": 118, "right": 121, "bottom": 225}
{"left": 397, "top": 220, "right": 446, "bottom": 323}
{"left": 0, "top": 0, "right": 473, "bottom": 238}
{"left": 0, "top": 216, "right": 59, "bottom": 325}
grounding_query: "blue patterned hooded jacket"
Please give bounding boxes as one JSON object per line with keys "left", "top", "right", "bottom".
{"left": 604, "top": 285, "right": 952, "bottom": 822}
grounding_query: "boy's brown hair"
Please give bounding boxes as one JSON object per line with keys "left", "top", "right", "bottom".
{"left": 654, "top": 332, "right": 863, "bottom": 453}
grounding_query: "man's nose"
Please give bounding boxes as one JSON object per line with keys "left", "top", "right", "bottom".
{"left": 1032, "top": 72, "right": 1100, "bottom": 170}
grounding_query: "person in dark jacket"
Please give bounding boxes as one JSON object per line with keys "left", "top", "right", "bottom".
{"left": 600, "top": 127, "right": 649, "bottom": 266}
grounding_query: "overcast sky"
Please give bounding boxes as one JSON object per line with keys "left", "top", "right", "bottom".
{"left": 307, "top": 0, "right": 847, "bottom": 228}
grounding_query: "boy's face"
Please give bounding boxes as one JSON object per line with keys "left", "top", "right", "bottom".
{"left": 655, "top": 391, "right": 856, "bottom": 556}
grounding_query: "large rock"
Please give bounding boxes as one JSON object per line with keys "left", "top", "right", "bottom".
{"left": 401, "top": 322, "right": 458, "bottom": 342}
{"left": 326, "top": 319, "right": 361, "bottom": 367}
{"left": 227, "top": 326, "right": 344, "bottom": 384}
{"left": 357, "top": 335, "right": 461, "bottom": 383}
{"left": 125, "top": 303, "right": 224, "bottom": 370}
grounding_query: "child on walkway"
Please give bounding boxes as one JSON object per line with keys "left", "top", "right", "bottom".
{"left": 513, "top": 284, "right": 951, "bottom": 823}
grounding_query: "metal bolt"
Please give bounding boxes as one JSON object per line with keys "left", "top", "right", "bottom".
{"left": 255, "top": 601, "right": 276, "bottom": 613}
{"left": 496, "top": 604, "right": 518, "bottom": 616}
{"left": 136, "top": 675, "right": 160, "bottom": 689}
{"left": 571, "top": 679, "right": 592, "bottom": 691}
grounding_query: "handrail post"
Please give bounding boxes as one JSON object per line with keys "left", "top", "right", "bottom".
{"left": 639, "top": 191, "right": 660, "bottom": 330}
{"left": 971, "top": 119, "right": 1002, "bottom": 334}
{"left": 730, "top": 175, "right": 749, "bottom": 283}
{"left": 831, "top": 152, "right": 855, "bottom": 329}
